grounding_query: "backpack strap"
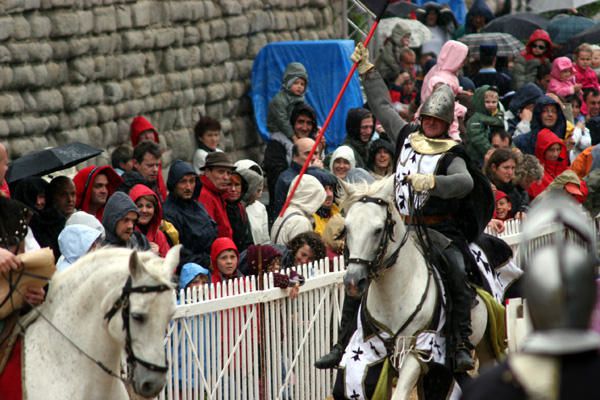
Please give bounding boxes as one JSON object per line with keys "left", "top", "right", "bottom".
{"left": 273, "top": 211, "right": 303, "bottom": 244}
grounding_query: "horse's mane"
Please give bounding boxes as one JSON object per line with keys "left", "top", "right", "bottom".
{"left": 339, "top": 177, "right": 394, "bottom": 212}
{"left": 52, "top": 247, "right": 174, "bottom": 291}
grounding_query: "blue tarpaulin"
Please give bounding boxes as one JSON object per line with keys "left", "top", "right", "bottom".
{"left": 250, "top": 40, "right": 364, "bottom": 152}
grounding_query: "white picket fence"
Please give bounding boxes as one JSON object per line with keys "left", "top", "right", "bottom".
{"left": 160, "top": 256, "right": 346, "bottom": 400}
{"left": 161, "top": 215, "right": 598, "bottom": 399}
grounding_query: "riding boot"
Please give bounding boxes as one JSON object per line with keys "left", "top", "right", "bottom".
{"left": 315, "top": 295, "right": 361, "bottom": 369}
{"left": 442, "top": 245, "right": 475, "bottom": 373}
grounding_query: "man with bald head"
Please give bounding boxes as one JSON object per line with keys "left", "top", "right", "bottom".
{"left": 0, "top": 143, "right": 10, "bottom": 197}
{"left": 271, "top": 137, "right": 324, "bottom": 220}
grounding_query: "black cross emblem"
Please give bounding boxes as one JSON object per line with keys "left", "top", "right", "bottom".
{"left": 404, "top": 141, "right": 411, "bottom": 149}
{"left": 352, "top": 347, "right": 364, "bottom": 362}
{"left": 398, "top": 194, "right": 406, "bottom": 210}
{"left": 369, "top": 342, "right": 381, "bottom": 358}
{"left": 350, "top": 390, "right": 361, "bottom": 399}
{"left": 410, "top": 153, "right": 417, "bottom": 163}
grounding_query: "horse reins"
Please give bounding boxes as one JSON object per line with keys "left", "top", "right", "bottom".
{"left": 6, "top": 272, "right": 171, "bottom": 384}
{"left": 346, "top": 196, "right": 409, "bottom": 280}
{"left": 104, "top": 276, "right": 172, "bottom": 378}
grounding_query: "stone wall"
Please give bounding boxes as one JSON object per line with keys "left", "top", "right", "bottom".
{"left": 0, "top": 0, "right": 342, "bottom": 165}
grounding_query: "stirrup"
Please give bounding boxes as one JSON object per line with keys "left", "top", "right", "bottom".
{"left": 454, "top": 347, "right": 475, "bottom": 372}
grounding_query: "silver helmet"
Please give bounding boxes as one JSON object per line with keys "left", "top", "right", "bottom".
{"left": 520, "top": 192, "right": 600, "bottom": 354}
{"left": 420, "top": 84, "right": 455, "bottom": 125}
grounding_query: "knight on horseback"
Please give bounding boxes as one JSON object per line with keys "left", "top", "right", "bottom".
{"left": 316, "top": 43, "right": 494, "bottom": 374}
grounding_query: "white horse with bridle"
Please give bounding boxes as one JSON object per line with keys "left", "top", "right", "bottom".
{"left": 340, "top": 176, "right": 490, "bottom": 400}
{"left": 23, "top": 245, "right": 180, "bottom": 399}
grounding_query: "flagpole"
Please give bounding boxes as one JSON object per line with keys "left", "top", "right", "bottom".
{"left": 278, "top": 1, "right": 390, "bottom": 218}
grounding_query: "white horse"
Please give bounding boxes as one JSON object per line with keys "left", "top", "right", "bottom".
{"left": 340, "top": 176, "right": 490, "bottom": 400}
{"left": 23, "top": 246, "right": 179, "bottom": 400}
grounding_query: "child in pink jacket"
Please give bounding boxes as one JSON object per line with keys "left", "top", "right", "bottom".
{"left": 574, "top": 43, "right": 600, "bottom": 91}
{"left": 547, "top": 57, "right": 581, "bottom": 100}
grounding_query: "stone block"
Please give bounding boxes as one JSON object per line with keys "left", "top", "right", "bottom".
{"left": 145, "top": 52, "right": 158, "bottom": 74}
{"left": 50, "top": 40, "right": 70, "bottom": 60}
{"left": 0, "top": 18, "right": 15, "bottom": 41}
{"left": 86, "top": 84, "right": 104, "bottom": 105}
{"left": 23, "top": 116, "right": 51, "bottom": 136}
{"left": 220, "top": 0, "right": 242, "bottom": 16}
{"left": 103, "top": 82, "right": 123, "bottom": 104}
{"left": 7, "top": 119, "right": 25, "bottom": 137}
{"left": 226, "top": 15, "right": 249, "bottom": 37}
{"left": 200, "top": 42, "right": 218, "bottom": 66}
{"left": 31, "top": 64, "right": 49, "bottom": 87}
{"left": 209, "top": 19, "right": 227, "bottom": 39}
{"left": 248, "top": 10, "right": 271, "bottom": 33}
{"left": 115, "top": 5, "right": 132, "bottom": 29}
{"left": 70, "top": 38, "right": 91, "bottom": 57}
{"left": 49, "top": 12, "right": 80, "bottom": 38}
{"left": 0, "top": 47, "right": 10, "bottom": 63}
{"left": 150, "top": 75, "right": 166, "bottom": 93}
{"left": 132, "top": 77, "right": 151, "bottom": 97}
{"left": 131, "top": 1, "right": 150, "bottom": 27}
{"left": 183, "top": 26, "right": 200, "bottom": 46}
{"left": 96, "top": 105, "right": 114, "bottom": 122}
{"left": 22, "top": 92, "right": 37, "bottom": 111}
{"left": 169, "top": 1, "right": 197, "bottom": 22}
{"left": 8, "top": 43, "right": 30, "bottom": 63}
{"left": 197, "top": 22, "right": 211, "bottom": 41}
{"left": 248, "top": 33, "right": 267, "bottom": 57}
{"left": 34, "top": 89, "right": 64, "bottom": 112}
{"left": 120, "top": 53, "right": 145, "bottom": 78}
{"left": 28, "top": 15, "right": 51, "bottom": 38}
{"left": 0, "top": 93, "right": 24, "bottom": 114}
{"left": 231, "top": 81, "right": 247, "bottom": 98}
{"left": 86, "top": 126, "right": 103, "bottom": 148}
{"left": 46, "top": 62, "right": 69, "bottom": 86}
{"left": 154, "top": 28, "right": 176, "bottom": 48}
{"left": 100, "top": 121, "right": 118, "bottom": 144}
{"left": 123, "top": 31, "right": 144, "bottom": 50}
{"left": 213, "top": 41, "right": 231, "bottom": 64}
{"left": 229, "top": 37, "right": 248, "bottom": 59}
{"left": 90, "top": 33, "right": 121, "bottom": 54}
{"left": 204, "top": 1, "right": 221, "bottom": 19}
{"left": 13, "top": 66, "right": 36, "bottom": 88}
{"left": 119, "top": 81, "right": 133, "bottom": 99}
{"left": 94, "top": 7, "right": 117, "bottom": 33}
{"left": 69, "top": 57, "right": 95, "bottom": 83}
{"left": 190, "top": 68, "right": 204, "bottom": 86}
{"left": 61, "top": 85, "right": 88, "bottom": 110}
{"left": 0, "top": 120, "right": 9, "bottom": 138}
{"left": 13, "top": 16, "right": 31, "bottom": 40}
{"left": 206, "top": 83, "right": 226, "bottom": 102}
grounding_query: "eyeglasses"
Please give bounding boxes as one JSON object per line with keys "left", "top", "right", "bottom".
{"left": 531, "top": 44, "right": 546, "bottom": 50}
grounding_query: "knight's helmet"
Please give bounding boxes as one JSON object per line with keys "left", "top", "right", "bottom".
{"left": 519, "top": 192, "right": 600, "bottom": 354}
{"left": 420, "top": 84, "right": 455, "bottom": 125}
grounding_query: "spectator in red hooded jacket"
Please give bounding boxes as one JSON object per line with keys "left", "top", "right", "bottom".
{"left": 129, "top": 116, "right": 168, "bottom": 201}
{"left": 129, "top": 184, "right": 171, "bottom": 257}
{"left": 527, "top": 128, "right": 569, "bottom": 199}
{"left": 73, "top": 165, "right": 123, "bottom": 221}
{"left": 513, "top": 29, "right": 554, "bottom": 90}
{"left": 210, "top": 237, "right": 242, "bottom": 284}
{"left": 199, "top": 152, "right": 235, "bottom": 239}
{"left": 0, "top": 143, "right": 10, "bottom": 198}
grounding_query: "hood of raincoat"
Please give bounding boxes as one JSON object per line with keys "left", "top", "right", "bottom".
{"left": 237, "top": 167, "right": 264, "bottom": 204}
{"left": 56, "top": 224, "right": 102, "bottom": 271}
{"left": 345, "top": 108, "right": 374, "bottom": 141}
{"left": 66, "top": 210, "right": 106, "bottom": 239}
{"left": 287, "top": 174, "right": 326, "bottom": 216}
{"left": 421, "top": 40, "right": 468, "bottom": 100}
{"left": 281, "top": 62, "right": 308, "bottom": 93}
{"left": 534, "top": 128, "right": 569, "bottom": 177}
{"left": 522, "top": 29, "right": 553, "bottom": 61}
{"left": 12, "top": 177, "right": 48, "bottom": 211}
{"left": 102, "top": 191, "right": 139, "bottom": 245}
{"left": 129, "top": 184, "right": 163, "bottom": 236}
{"left": 531, "top": 95, "right": 567, "bottom": 139}
{"left": 465, "top": 0, "right": 494, "bottom": 33}
{"left": 73, "top": 165, "right": 123, "bottom": 218}
{"left": 367, "top": 139, "right": 395, "bottom": 171}
{"left": 471, "top": 85, "right": 497, "bottom": 115}
{"left": 550, "top": 57, "right": 575, "bottom": 80}
{"left": 329, "top": 145, "right": 357, "bottom": 171}
{"left": 179, "top": 262, "right": 210, "bottom": 289}
{"left": 509, "top": 83, "right": 544, "bottom": 114}
{"left": 166, "top": 160, "right": 201, "bottom": 199}
{"left": 130, "top": 116, "right": 159, "bottom": 146}
{"left": 210, "top": 237, "right": 239, "bottom": 271}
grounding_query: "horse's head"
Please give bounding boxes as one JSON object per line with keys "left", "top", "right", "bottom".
{"left": 340, "top": 175, "right": 406, "bottom": 298}
{"left": 104, "top": 245, "right": 180, "bottom": 398}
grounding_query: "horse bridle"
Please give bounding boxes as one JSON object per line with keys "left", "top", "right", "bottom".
{"left": 346, "top": 196, "right": 409, "bottom": 279}
{"left": 104, "top": 276, "right": 172, "bottom": 379}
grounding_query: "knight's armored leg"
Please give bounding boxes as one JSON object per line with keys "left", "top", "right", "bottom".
{"left": 315, "top": 295, "right": 361, "bottom": 369}
{"left": 442, "top": 245, "right": 475, "bottom": 372}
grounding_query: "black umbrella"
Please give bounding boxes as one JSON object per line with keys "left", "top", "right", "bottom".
{"left": 565, "top": 24, "right": 600, "bottom": 54}
{"left": 482, "top": 12, "right": 548, "bottom": 41}
{"left": 7, "top": 142, "right": 103, "bottom": 183}
{"left": 385, "top": 1, "right": 421, "bottom": 18}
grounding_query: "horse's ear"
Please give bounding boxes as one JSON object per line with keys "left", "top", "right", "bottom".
{"left": 337, "top": 178, "right": 355, "bottom": 199}
{"left": 163, "top": 245, "right": 182, "bottom": 278}
{"left": 128, "top": 250, "right": 145, "bottom": 280}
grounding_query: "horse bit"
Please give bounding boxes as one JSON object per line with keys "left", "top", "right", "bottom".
{"left": 346, "top": 196, "right": 409, "bottom": 279}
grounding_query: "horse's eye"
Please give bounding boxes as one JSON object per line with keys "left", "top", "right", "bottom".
{"left": 131, "top": 313, "right": 146, "bottom": 323}
{"left": 374, "top": 227, "right": 383, "bottom": 235}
